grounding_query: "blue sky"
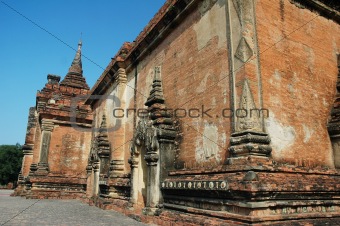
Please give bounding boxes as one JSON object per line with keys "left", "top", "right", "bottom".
{"left": 0, "top": 0, "right": 166, "bottom": 145}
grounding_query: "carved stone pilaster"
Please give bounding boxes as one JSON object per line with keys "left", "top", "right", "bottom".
{"left": 109, "top": 68, "right": 127, "bottom": 177}
{"left": 128, "top": 146, "right": 139, "bottom": 207}
{"left": 327, "top": 55, "right": 340, "bottom": 168}
{"left": 93, "top": 162, "right": 100, "bottom": 196}
{"left": 226, "top": 0, "right": 272, "bottom": 161}
{"left": 36, "top": 119, "right": 54, "bottom": 174}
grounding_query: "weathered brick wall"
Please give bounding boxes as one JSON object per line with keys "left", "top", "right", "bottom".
{"left": 131, "top": 0, "right": 230, "bottom": 167}
{"left": 257, "top": 0, "right": 340, "bottom": 167}
{"left": 92, "top": 79, "right": 136, "bottom": 172}
{"left": 48, "top": 125, "right": 91, "bottom": 177}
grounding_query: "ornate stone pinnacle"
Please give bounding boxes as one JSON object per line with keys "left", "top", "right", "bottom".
{"left": 72, "top": 40, "right": 82, "bottom": 68}
{"left": 60, "top": 41, "right": 90, "bottom": 90}
{"left": 145, "top": 67, "right": 165, "bottom": 107}
{"left": 97, "top": 114, "right": 110, "bottom": 157}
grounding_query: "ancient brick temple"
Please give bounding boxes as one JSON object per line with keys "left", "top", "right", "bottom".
{"left": 15, "top": 0, "right": 340, "bottom": 225}
{"left": 15, "top": 41, "right": 93, "bottom": 199}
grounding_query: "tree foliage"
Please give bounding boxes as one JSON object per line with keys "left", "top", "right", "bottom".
{"left": 0, "top": 143, "right": 23, "bottom": 185}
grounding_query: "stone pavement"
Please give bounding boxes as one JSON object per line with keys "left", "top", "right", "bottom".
{"left": 0, "top": 190, "right": 146, "bottom": 226}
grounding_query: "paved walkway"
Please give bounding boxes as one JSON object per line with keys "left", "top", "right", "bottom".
{"left": 0, "top": 190, "right": 145, "bottom": 226}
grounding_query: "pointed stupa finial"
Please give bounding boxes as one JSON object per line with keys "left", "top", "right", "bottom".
{"left": 71, "top": 39, "right": 82, "bottom": 68}
{"left": 59, "top": 40, "right": 89, "bottom": 90}
{"left": 145, "top": 66, "right": 165, "bottom": 107}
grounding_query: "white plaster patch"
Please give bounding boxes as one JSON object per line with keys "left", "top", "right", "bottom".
{"left": 195, "top": 123, "right": 220, "bottom": 162}
{"left": 323, "top": 98, "right": 329, "bottom": 107}
{"left": 302, "top": 124, "right": 314, "bottom": 143}
{"left": 287, "top": 84, "right": 295, "bottom": 93}
{"left": 265, "top": 113, "right": 296, "bottom": 157}
{"left": 274, "top": 69, "right": 282, "bottom": 81}
{"left": 223, "top": 90, "right": 227, "bottom": 104}
{"left": 269, "top": 96, "right": 281, "bottom": 106}
{"left": 194, "top": 0, "right": 226, "bottom": 50}
{"left": 211, "top": 97, "right": 216, "bottom": 106}
{"left": 126, "top": 77, "right": 135, "bottom": 107}
{"left": 220, "top": 132, "right": 226, "bottom": 145}
{"left": 177, "top": 88, "right": 186, "bottom": 97}
{"left": 196, "top": 73, "right": 209, "bottom": 93}
{"left": 304, "top": 46, "right": 315, "bottom": 72}
{"left": 106, "top": 89, "right": 118, "bottom": 128}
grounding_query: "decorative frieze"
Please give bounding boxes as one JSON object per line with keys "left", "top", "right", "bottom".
{"left": 161, "top": 180, "right": 228, "bottom": 190}
{"left": 271, "top": 205, "right": 338, "bottom": 215}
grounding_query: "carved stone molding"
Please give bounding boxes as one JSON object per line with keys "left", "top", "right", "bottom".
{"left": 109, "top": 160, "right": 124, "bottom": 174}
{"left": 161, "top": 180, "right": 228, "bottom": 191}
{"left": 22, "top": 145, "right": 34, "bottom": 155}
{"left": 41, "top": 119, "right": 54, "bottom": 132}
{"left": 28, "top": 163, "right": 38, "bottom": 176}
{"left": 115, "top": 68, "right": 127, "bottom": 85}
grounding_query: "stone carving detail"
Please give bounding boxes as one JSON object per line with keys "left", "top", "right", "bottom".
{"left": 132, "top": 118, "right": 159, "bottom": 166}
{"left": 232, "top": 0, "right": 243, "bottom": 22}
{"left": 229, "top": 79, "right": 272, "bottom": 156}
{"left": 270, "top": 205, "right": 338, "bottom": 215}
{"left": 232, "top": 0, "right": 254, "bottom": 63}
{"left": 130, "top": 66, "right": 178, "bottom": 166}
{"left": 235, "top": 37, "right": 253, "bottom": 63}
{"left": 236, "top": 80, "right": 262, "bottom": 132}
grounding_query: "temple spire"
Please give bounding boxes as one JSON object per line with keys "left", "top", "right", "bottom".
{"left": 71, "top": 40, "right": 82, "bottom": 69}
{"left": 60, "top": 40, "right": 89, "bottom": 90}
{"left": 67, "top": 40, "right": 82, "bottom": 74}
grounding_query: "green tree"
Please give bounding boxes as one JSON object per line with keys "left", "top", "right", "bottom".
{"left": 0, "top": 143, "right": 23, "bottom": 185}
